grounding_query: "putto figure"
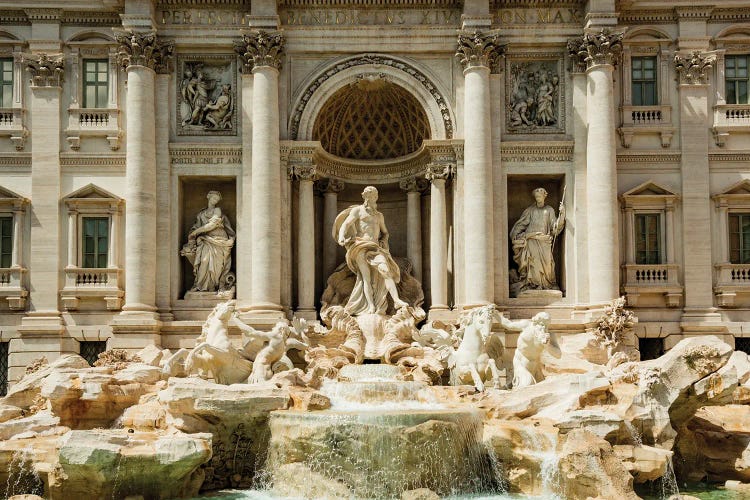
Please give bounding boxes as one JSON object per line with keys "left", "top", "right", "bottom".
{"left": 510, "top": 187, "right": 565, "bottom": 296}
{"left": 181, "top": 190, "right": 236, "bottom": 298}
{"left": 334, "top": 186, "right": 408, "bottom": 315}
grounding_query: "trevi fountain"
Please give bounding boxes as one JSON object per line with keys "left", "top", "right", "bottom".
{"left": 0, "top": 187, "right": 748, "bottom": 500}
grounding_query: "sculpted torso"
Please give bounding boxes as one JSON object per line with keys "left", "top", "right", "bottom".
{"left": 346, "top": 205, "right": 383, "bottom": 245}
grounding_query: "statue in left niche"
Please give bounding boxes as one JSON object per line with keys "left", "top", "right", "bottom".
{"left": 181, "top": 190, "right": 236, "bottom": 299}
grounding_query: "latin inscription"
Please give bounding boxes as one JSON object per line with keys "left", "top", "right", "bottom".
{"left": 157, "top": 8, "right": 583, "bottom": 27}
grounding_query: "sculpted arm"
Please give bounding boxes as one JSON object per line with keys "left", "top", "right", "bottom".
{"left": 338, "top": 208, "right": 359, "bottom": 247}
{"left": 499, "top": 315, "right": 527, "bottom": 332}
{"left": 553, "top": 203, "right": 565, "bottom": 236}
{"left": 378, "top": 213, "right": 390, "bottom": 251}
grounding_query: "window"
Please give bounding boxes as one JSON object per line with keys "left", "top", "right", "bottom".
{"left": 730, "top": 213, "right": 750, "bottom": 264}
{"left": 726, "top": 55, "right": 749, "bottom": 105}
{"left": 639, "top": 337, "right": 664, "bottom": 361}
{"left": 82, "top": 217, "right": 109, "bottom": 268}
{"left": 79, "top": 340, "right": 107, "bottom": 366}
{"left": 83, "top": 59, "right": 108, "bottom": 109}
{"left": 0, "top": 58, "right": 12, "bottom": 108}
{"left": 631, "top": 57, "right": 657, "bottom": 106}
{"left": 635, "top": 213, "right": 661, "bottom": 265}
{"left": 0, "top": 216, "right": 11, "bottom": 268}
{"left": 736, "top": 337, "right": 750, "bottom": 355}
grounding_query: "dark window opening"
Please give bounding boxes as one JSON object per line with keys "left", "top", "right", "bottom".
{"left": 639, "top": 337, "right": 664, "bottom": 361}
{"left": 79, "top": 340, "right": 107, "bottom": 366}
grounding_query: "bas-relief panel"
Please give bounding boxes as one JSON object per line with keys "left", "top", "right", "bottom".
{"left": 506, "top": 56, "right": 565, "bottom": 135}
{"left": 177, "top": 55, "right": 237, "bottom": 136}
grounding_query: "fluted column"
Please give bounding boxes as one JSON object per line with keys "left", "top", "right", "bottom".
{"left": 399, "top": 177, "right": 428, "bottom": 282}
{"left": 569, "top": 29, "right": 623, "bottom": 305}
{"left": 115, "top": 31, "right": 173, "bottom": 319}
{"left": 235, "top": 31, "right": 285, "bottom": 316}
{"left": 291, "top": 164, "right": 317, "bottom": 319}
{"left": 426, "top": 164, "right": 453, "bottom": 313}
{"left": 456, "top": 31, "right": 504, "bottom": 308}
{"left": 317, "top": 178, "right": 344, "bottom": 282}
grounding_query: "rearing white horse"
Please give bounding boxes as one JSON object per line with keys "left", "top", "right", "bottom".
{"left": 448, "top": 304, "right": 504, "bottom": 392}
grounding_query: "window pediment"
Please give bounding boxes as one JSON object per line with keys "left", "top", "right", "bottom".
{"left": 63, "top": 184, "right": 122, "bottom": 210}
{"left": 621, "top": 181, "right": 679, "bottom": 209}
{"left": 0, "top": 186, "right": 28, "bottom": 210}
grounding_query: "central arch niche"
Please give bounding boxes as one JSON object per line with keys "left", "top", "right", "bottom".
{"left": 312, "top": 77, "right": 431, "bottom": 161}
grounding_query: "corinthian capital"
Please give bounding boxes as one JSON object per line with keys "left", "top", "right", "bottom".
{"left": 234, "top": 31, "right": 285, "bottom": 73}
{"left": 289, "top": 163, "right": 317, "bottom": 181}
{"left": 399, "top": 177, "right": 429, "bottom": 193}
{"left": 25, "top": 53, "right": 64, "bottom": 88}
{"left": 455, "top": 31, "right": 505, "bottom": 73}
{"left": 674, "top": 51, "right": 715, "bottom": 85}
{"left": 568, "top": 28, "right": 624, "bottom": 71}
{"left": 115, "top": 30, "right": 174, "bottom": 72}
{"left": 425, "top": 163, "right": 455, "bottom": 182}
{"left": 315, "top": 178, "right": 345, "bottom": 195}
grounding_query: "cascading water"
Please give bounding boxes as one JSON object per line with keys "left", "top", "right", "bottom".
{"left": 262, "top": 365, "right": 505, "bottom": 499}
{"left": 3, "top": 447, "right": 44, "bottom": 498}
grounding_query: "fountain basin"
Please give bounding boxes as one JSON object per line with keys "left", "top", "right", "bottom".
{"left": 265, "top": 407, "right": 496, "bottom": 498}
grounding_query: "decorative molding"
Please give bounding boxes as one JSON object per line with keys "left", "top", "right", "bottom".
{"left": 59, "top": 155, "right": 126, "bottom": 168}
{"left": 500, "top": 142, "right": 573, "bottom": 162}
{"left": 709, "top": 153, "right": 750, "bottom": 162}
{"left": 289, "top": 163, "right": 318, "bottom": 181}
{"left": 616, "top": 153, "right": 681, "bottom": 164}
{"left": 455, "top": 31, "right": 506, "bottom": 73}
{"left": 674, "top": 51, "right": 715, "bottom": 85}
{"left": 710, "top": 9, "right": 750, "bottom": 23}
{"left": 25, "top": 53, "right": 64, "bottom": 87}
{"left": 61, "top": 11, "right": 122, "bottom": 26}
{"left": 280, "top": 0, "right": 460, "bottom": 6}
{"left": 568, "top": 28, "right": 624, "bottom": 71}
{"left": 289, "top": 54, "right": 454, "bottom": 140}
{"left": 233, "top": 30, "right": 285, "bottom": 73}
{"left": 0, "top": 155, "right": 31, "bottom": 167}
{"left": 618, "top": 10, "right": 676, "bottom": 24}
{"left": 23, "top": 8, "right": 61, "bottom": 22}
{"left": 115, "top": 30, "right": 174, "bottom": 73}
{"left": 0, "top": 10, "right": 30, "bottom": 24}
{"left": 675, "top": 6, "right": 713, "bottom": 19}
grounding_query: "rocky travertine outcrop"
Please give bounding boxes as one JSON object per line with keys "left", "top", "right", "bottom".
{"left": 53, "top": 429, "right": 211, "bottom": 499}
{"left": 557, "top": 429, "right": 640, "bottom": 500}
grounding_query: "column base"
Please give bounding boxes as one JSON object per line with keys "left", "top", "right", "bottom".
{"left": 110, "top": 311, "right": 162, "bottom": 352}
{"left": 680, "top": 308, "right": 726, "bottom": 335}
{"left": 294, "top": 308, "right": 317, "bottom": 321}
{"left": 427, "top": 305, "right": 454, "bottom": 322}
{"left": 19, "top": 312, "right": 64, "bottom": 335}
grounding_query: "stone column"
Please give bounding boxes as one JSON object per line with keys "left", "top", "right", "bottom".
{"left": 111, "top": 31, "right": 173, "bottom": 344}
{"left": 235, "top": 31, "right": 285, "bottom": 318}
{"left": 317, "top": 179, "right": 344, "bottom": 282}
{"left": 66, "top": 209, "right": 77, "bottom": 268}
{"left": 426, "top": 164, "right": 453, "bottom": 314}
{"left": 623, "top": 206, "right": 635, "bottom": 264}
{"left": 291, "top": 164, "right": 317, "bottom": 319}
{"left": 399, "top": 177, "right": 428, "bottom": 283}
{"left": 11, "top": 205, "right": 23, "bottom": 268}
{"left": 22, "top": 53, "right": 65, "bottom": 331}
{"left": 154, "top": 69, "right": 172, "bottom": 319}
{"left": 569, "top": 29, "right": 624, "bottom": 306}
{"left": 674, "top": 51, "right": 720, "bottom": 321}
{"left": 456, "top": 31, "right": 504, "bottom": 308}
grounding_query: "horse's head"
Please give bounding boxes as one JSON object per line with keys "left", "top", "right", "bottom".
{"left": 210, "top": 300, "right": 236, "bottom": 322}
{"left": 460, "top": 304, "right": 499, "bottom": 341}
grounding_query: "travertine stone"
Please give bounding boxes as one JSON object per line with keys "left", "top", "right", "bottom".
{"left": 425, "top": 164, "right": 452, "bottom": 312}
{"left": 317, "top": 178, "right": 345, "bottom": 282}
{"left": 399, "top": 177, "right": 428, "bottom": 283}
{"left": 291, "top": 165, "right": 318, "bottom": 318}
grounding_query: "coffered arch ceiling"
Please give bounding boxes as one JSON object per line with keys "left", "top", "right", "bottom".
{"left": 312, "top": 77, "right": 431, "bottom": 161}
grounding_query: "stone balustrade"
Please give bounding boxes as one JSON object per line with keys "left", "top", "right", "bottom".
{"left": 65, "top": 108, "right": 121, "bottom": 151}
{"left": 0, "top": 107, "right": 26, "bottom": 150}
{"left": 622, "top": 263, "right": 682, "bottom": 307}
{"left": 618, "top": 104, "right": 674, "bottom": 148}
{"left": 713, "top": 263, "right": 750, "bottom": 307}
{"left": 61, "top": 267, "right": 123, "bottom": 311}
{"left": 0, "top": 267, "right": 26, "bottom": 310}
{"left": 712, "top": 104, "right": 750, "bottom": 146}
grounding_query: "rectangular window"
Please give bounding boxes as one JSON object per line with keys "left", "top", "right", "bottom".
{"left": 0, "top": 216, "right": 12, "bottom": 269}
{"left": 83, "top": 59, "right": 109, "bottom": 109}
{"left": 0, "top": 342, "right": 7, "bottom": 396}
{"left": 631, "top": 56, "right": 658, "bottom": 106}
{"left": 638, "top": 337, "right": 664, "bottom": 361}
{"left": 729, "top": 213, "right": 750, "bottom": 264}
{"left": 726, "top": 55, "right": 749, "bottom": 105}
{"left": 82, "top": 217, "right": 109, "bottom": 268}
{"left": 79, "top": 341, "right": 107, "bottom": 366}
{"left": 0, "top": 58, "right": 13, "bottom": 108}
{"left": 635, "top": 213, "right": 661, "bottom": 265}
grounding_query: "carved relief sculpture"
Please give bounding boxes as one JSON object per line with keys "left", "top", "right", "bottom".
{"left": 181, "top": 191, "right": 236, "bottom": 298}
{"left": 335, "top": 186, "right": 408, "bottom": 315}
{"left": 178, "top": 58, "right": 236, "bottom": 135}
{"left": 507, "top": 59, "right": 562, "bottom": 133}
{"left": 510, "top": 187, "right": 565, "bottom": 297}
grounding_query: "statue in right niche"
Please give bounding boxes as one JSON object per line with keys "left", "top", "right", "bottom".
{"left": 510, "top": 187, "right": 565, "bottom": 296}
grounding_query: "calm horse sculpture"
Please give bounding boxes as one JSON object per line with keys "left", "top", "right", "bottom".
{"left": 448, "top": 304, "right": 504, "bottom": 392}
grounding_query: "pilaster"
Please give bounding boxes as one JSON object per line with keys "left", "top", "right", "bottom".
{"left": 399, "top": 177, "right": 428, "bottom": 284}
{"left": 674, "top": 50, "right": 723, "bottom": 329}
{"left": 290, "top": 163, "right": 318, "bottom": 320}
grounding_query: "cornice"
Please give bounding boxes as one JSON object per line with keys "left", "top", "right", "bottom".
{"left": 674, "top": 6, "right": 713, "bottom": 20}
{"left": 618, "top": 10, "right": 676, "bottom": 24}
{"left": 709, "top": 152, "right": 750, "bottom": 162}
{"left": 278, "top": 0, "right": 461, "bottom": 7}
{"left": 491, "top": 0, "right": 583, "bottom": 6}
{"left": 23, "top": 9, "right": 62, "bottom": 22}
{"left": 0, "top": 155, "right": 31, "bottom": 167}
{"left": 61, "top": 11, "right": 122, "bottom": 26}
{"left": 169, "top": 144, "right": 242, "bottom": 165}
